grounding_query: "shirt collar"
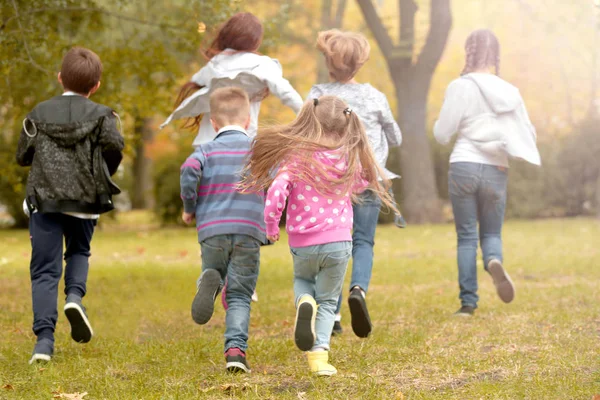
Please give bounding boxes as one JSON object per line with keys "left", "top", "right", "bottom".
{"left": 62, "top": 91, "right": 82, "bottom": 97}
{"left": 217, "top": 125, "right": 248, "bottom": 136}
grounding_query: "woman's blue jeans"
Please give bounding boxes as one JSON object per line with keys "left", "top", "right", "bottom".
{"left": 449, "top": 162, "right": 508, "bottom": 308}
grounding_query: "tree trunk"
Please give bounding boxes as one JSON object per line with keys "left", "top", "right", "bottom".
{"left": 356, "top": 0, "right": 450, "bottom": 223}
{"left": 394, "top": 67, "right": 443, "bottom": 222}
{"left": 131, "top": 117, "right": 155, "bottom": 210}
{"left": 316, "top": 0, "right": 347, "bottom": 83}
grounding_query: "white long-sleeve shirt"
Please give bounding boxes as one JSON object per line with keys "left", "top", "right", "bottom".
{"left": 434, "top": 73, "right": 540, "bottom": 167}
{"left": 161, "top": 49, "right": 303, "bottom": 147}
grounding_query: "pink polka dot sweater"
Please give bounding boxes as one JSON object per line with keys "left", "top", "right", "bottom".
{"left": 264, "top": 151, "right": 369, "bottom": 248}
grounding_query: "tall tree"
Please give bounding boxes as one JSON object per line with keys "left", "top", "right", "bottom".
{"left": 356, "top": 0, "right": 451, "bottom": 222}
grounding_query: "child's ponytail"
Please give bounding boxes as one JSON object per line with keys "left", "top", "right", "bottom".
{"left": 174, "top": 82, "right": 204, "bottom": 130}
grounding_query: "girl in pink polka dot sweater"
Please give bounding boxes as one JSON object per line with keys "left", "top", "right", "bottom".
{"left": 242, "top": 95, "right": 397, "bottom": 376}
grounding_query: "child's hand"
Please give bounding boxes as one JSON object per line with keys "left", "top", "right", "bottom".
{"left": 182, "top": 212, "right": 195, "bottom": 225}
{"left": 267, "top": 233, "right": 280, "bottom": 243}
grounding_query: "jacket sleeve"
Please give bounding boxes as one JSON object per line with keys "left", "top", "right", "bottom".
{"left": 190, "top": 65, "right": 211, "bottom": 87}
{"left": 259, "top": 59, "right": 304, "bottom": 113}
{"left": 434, "top": 80, "right": 466, "bottom": 145}
{"left": 99, "top": 113, "right": 125, "bottom": 176}
{"left": 378, "top": 93, "right": 402, "bottom": 148}
{"left": 180, "top": 151, "right": 204, "bottom": 214}
{"left": 16, "top": 118, "right": 36, "bottom": 167}
{"left": 264, "top": 168, "right": 292, "bottom": 236}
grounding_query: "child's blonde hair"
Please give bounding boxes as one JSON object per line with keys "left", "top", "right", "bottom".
{"left": 209, "top": 87, "right": 250, "bottom": 127}
{"left": 242, "top": 95, "right": 397, "bottom": 213}
{"left": 317, "top": 29, "right": 370, "bottom": 82}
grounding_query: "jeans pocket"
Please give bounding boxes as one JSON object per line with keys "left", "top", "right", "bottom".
{"left": 449, "top": 172, "right": 477, "bottom": 197}
{"left": 200, "top": 239, "right": 228, "bottom": 269}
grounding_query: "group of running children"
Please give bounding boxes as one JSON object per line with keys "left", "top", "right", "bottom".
{"left": 17, "top": 12, "right": 406, "bottom": 376}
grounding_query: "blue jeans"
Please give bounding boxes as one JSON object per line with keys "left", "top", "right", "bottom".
{"left": 335, "top": 190, "right": 381, "bottom": 314}
{"left": 449, "top": 162, "right": 508, "bottom": 308}
{"left": 200, "top": 234, "right": 260, "bottom": 352}
{"left": 291, "top": 241, "right": 351, "bottom": 350}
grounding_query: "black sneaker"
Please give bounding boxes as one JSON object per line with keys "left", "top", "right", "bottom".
{"left": 331, "top": 321, "right": 343, "bottom": 336}
{"left": 29, "top": 338, "right": 54, "bottom": 364}
{"left": 454, "top": 305, "right": 475, "bottom": 317}
{"left": 225, "top": 348, "right": 250, "bottom": 373}
{"left": 348, "top": 287, "right": 372, "bottom": 338}
{"left": 191, "top": 269, "right": 222, "bottom": 325}
{"left": 64, "top": 294, "right": 93, "bottom": 343}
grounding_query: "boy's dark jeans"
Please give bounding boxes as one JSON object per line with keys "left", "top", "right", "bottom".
{"left": 29, "top": 213, "right": 95, "bottom": 337}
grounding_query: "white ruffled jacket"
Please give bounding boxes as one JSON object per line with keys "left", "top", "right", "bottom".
{"left": 162, "top": 50, "right": 303, "bottom": 146}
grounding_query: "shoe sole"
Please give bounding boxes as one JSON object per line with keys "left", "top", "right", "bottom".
{"left": 316, "top": 369, "right": 337, "bottom": 377}
{"left": 454, "top": 312, "right": 473, "bottom": 318}
{"left": 488, "top": 260, "right": 515, "bottom": 303}
{"left": 29, "top": 353, "right": 51, "bottom": 365}
{"left": 294, "top": 302, "right": 316, "bottom": 351}
{"left": 64, "top": 302, "right": 93, "bottom": 343}
{"left": 191, "top": 269, "right": 221, "bottom": 324}
{"left": 348, "top": 292, "right": 372, "bottom": 338}
{"left": 226, "top": 361, "right": 250, "bottom": 373}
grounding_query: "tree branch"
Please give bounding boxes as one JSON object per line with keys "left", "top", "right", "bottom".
{"left": 334, "top": 0, "right": 347, "bottom": 28}
{"left": 3, "top": 6, "right": 190, "bottom": 32}
{"left": 355, "top": 0, "right": 394, "bottom": 57}
{"left": 9, "top": 0, "right": 53, "bottom": 74}
{"left": 399, "top": 0, "right": 417, "bottom": 56}
{"left": 415, "top": 0, "right": 452, "bottom": 74}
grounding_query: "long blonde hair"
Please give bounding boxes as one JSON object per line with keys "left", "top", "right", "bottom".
{"left": 241, "top": 95, "right": 397, "bottom": 213}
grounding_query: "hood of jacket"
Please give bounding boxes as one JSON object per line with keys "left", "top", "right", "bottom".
{"left": 463, "top": 73, "right": 522, "bottom": 114}
{"left": 27, "top": 95, "right": 113, "bottom": 147}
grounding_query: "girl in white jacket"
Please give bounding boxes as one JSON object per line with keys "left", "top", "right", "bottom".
{"left": 434, "top": 29, "right": 540, "bottom": 317}
{"left": 163, "top": 12, "right": 303, "bottom": 146}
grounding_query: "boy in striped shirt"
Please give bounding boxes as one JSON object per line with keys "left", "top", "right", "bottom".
{"left": 180, "top": 87, "right": 267, "bottom": 373}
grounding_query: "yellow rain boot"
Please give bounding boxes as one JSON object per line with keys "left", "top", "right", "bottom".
{"left": 294, "top": 295, "right": 317, "bottom": 351}
{"left": 307, "top": 350, "right": 337, "bottom": 377}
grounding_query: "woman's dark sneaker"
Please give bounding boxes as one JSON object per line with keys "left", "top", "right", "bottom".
{"left": 29, "top": 338, "right": 54, "bottom": 364}
{"left": 64, "top": 294, "right": 93, "bottom": 343}
{"left": 331, "top": 320, "right": 343, "bottom": 336}
{"left": 225, "top": 348, "right": 250, "bottom": 373}
{"left": 488, "top": 259, "right": 515, "bottom": 303}
{"left": 191, "top": 269, "right": 222, "bottom": 325}
{"left": 348, "top": 287, "right": 372, "bottom": 338}
{"left": 454, "top": 305, "right": 475, "bottom": 317}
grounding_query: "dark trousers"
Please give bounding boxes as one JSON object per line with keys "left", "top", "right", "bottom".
{"left": 29, "top": 213, "right": 95, "bottom": 337}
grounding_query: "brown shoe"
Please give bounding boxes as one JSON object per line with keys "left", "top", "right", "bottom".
{"left": 488, "top": 259, "right": 515, "bottom": 303}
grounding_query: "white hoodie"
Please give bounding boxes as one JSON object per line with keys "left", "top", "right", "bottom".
{"left": 434, "top": 73, "right": 541, "bottom": 167}
{"left": 161, "top": 50, "right": 303, "bottom": 147}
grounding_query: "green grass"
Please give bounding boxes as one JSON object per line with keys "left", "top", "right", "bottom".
{"left": 1, "top": 217, "right": 599, "bottom": 399}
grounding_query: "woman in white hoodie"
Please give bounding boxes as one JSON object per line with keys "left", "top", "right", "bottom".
{"left": 163, "top": 12, "right": 303, "bottom": 146}
{"left": 434, "top": 29, "right": 540, "bottom": 316}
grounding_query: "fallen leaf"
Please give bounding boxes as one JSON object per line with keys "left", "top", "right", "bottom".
{"left": 395, "top": 392, "right": 404, "bottom": 400}
{"left": 592, "top": 395, "right": 600, "bottom": 400}
{"left": 297, "top": 392, "right": 308, "bottom": 400}
{"left": 53, "top": 392, "right": 88, "bottom": 400}
{"left": 2, "top": 384, "right": 14, "bottom": 390}
{"left": 136, "top": 247, "right": 146, "bottom": 255}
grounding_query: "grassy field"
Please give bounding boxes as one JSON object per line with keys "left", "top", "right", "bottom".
{"left": 0, "top": 216, "right": 599, "bottom": 399}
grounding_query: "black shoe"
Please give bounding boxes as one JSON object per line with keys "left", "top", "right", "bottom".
{"left": 331, "top": 321, "right": 343, "bottom": 336}
{"left": 225, "top": 348, "right": 250, "bottom": 373}
{"left": 29, "top": 338, "right": 54, "bottom": 364}
{"left": 64, "top": 294, "right": 93, "bottom": 343}
{"left": 454, "top": 305, "right": 475, "bottom": 317}
{"left": 348, "top": 287, "right": 372, "bottom": 338}
{"left": 191, "top": 269, "right": 222, "bottom": 325}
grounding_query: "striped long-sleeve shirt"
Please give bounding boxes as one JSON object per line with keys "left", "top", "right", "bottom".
{"left": 180, "top": 128, "right": 267, "bottom": 244}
